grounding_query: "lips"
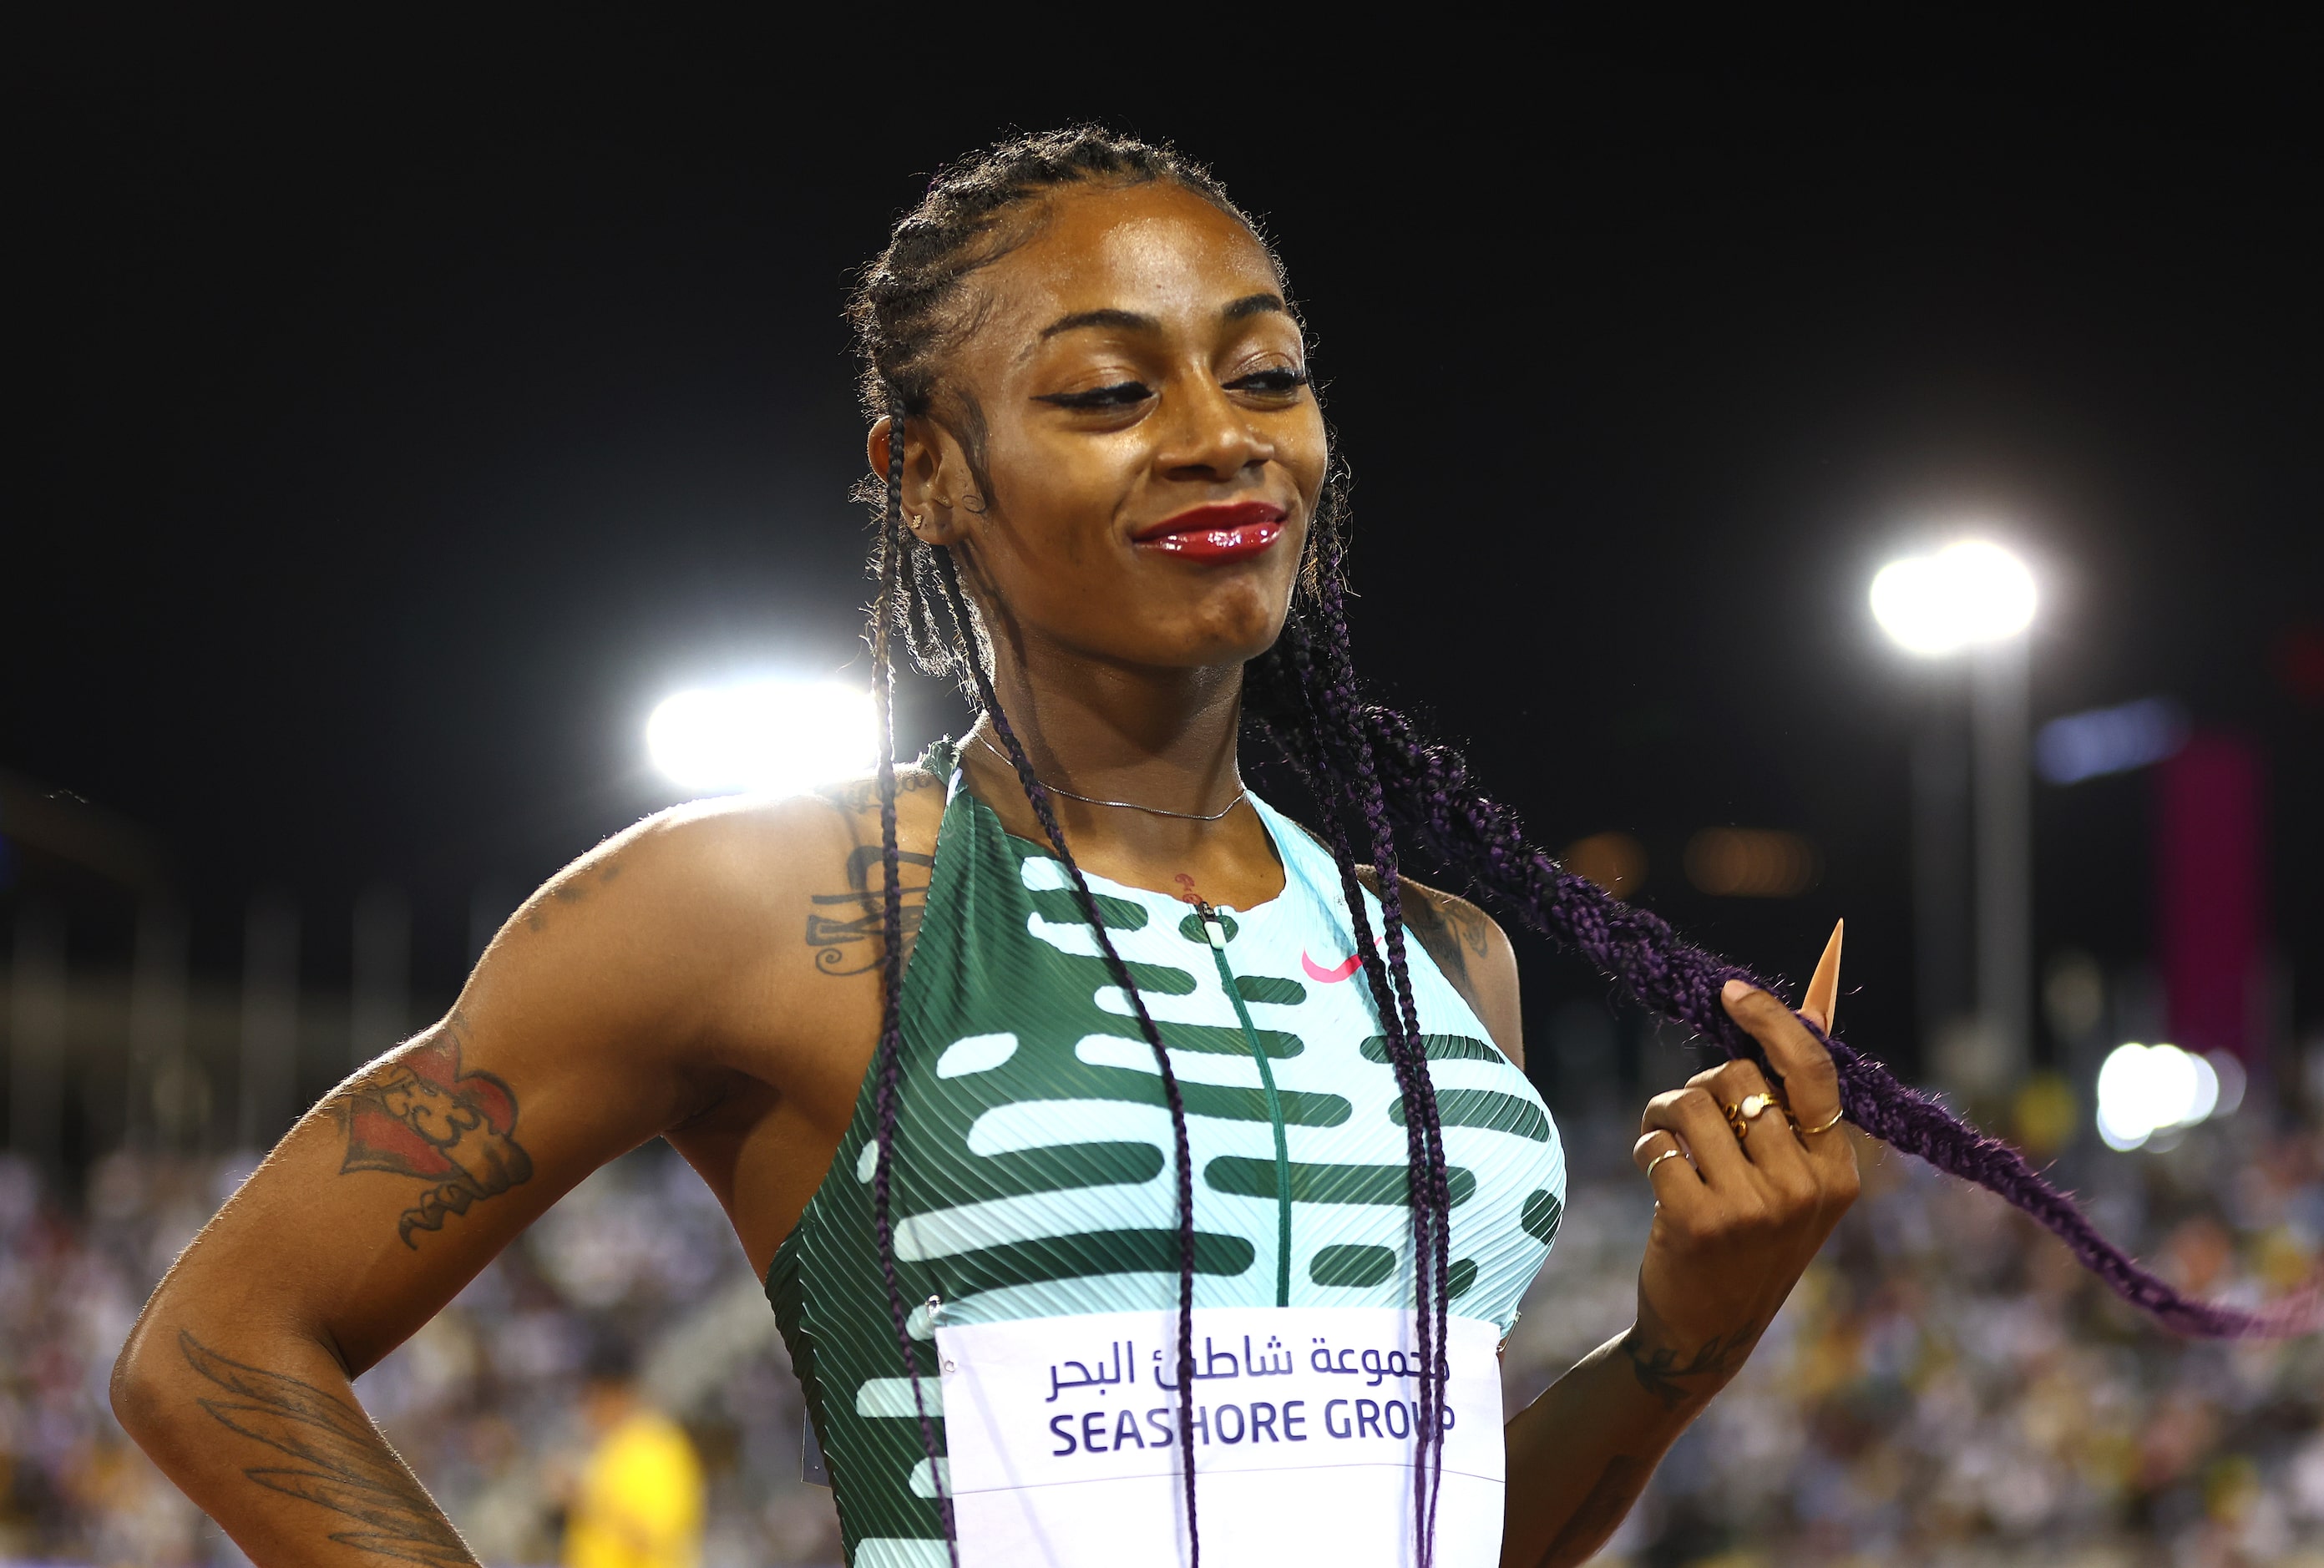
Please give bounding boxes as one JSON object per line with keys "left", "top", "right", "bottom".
{"left": 1132, "top": 501, "right": 1287, "bottom": 563}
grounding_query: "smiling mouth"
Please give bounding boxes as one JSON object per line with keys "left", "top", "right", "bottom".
{"left": 1132, "top": 501, "right": 1288, "bottom": 562}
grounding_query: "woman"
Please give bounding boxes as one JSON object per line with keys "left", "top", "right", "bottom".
{"left": 109, "top": 129, "right": 1865, "bottom": 1568}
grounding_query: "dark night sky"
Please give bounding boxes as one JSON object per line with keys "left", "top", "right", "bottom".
{"left": 14, "top": 36, "right": 2321, "bottom": 1080}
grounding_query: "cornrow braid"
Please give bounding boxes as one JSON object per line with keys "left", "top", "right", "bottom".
{"left": 868, "top": 398, "right": 957, "bottom": 1565}
{"left": 1301, "top": 535, "right": 1456, "bottom": 1556}
{"left": 1276, "top": 620, "right": 1456, "bottom": 1563}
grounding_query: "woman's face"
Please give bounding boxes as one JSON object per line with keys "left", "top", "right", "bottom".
{"left": 894, "top": 180, "right": 1328, "bottom": 675}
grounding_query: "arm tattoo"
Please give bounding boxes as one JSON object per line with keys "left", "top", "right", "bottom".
{"left": 1618, "top": 1319, "right": 1760, "bottom": 1410}
{"left": 332, "top": 1025, "right": 533, "bottom": 1249}
{"left": 180, "top": 1331, "right": 478, "bottom": 1567}
{"left": 1542, "top": 1453, "right": 1652, "bottom": 1565}
{"left": 806, "top": 844, "right": 933, "bottom": 975}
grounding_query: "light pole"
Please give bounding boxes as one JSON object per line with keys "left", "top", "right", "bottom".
{"left": 1871, "top": 540, "right": 2038, "bottom": 1095}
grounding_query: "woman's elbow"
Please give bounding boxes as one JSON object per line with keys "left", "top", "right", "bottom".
{"left": 110, "top": 1315, "right": 175, "bottom": 1444}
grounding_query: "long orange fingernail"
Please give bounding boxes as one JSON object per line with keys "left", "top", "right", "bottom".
{"left": 1803, "top": 919, "right": 1844, "bottom": 1033}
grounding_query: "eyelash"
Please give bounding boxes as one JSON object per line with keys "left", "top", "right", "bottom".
{"left": 1036, "top": 367, "right": 1309, "bottom": 411}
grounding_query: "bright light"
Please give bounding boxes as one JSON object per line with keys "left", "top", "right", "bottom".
{"left": 2035, "top": 696, "right": 2189, "bottom": 785}
{"left": 2095, "top": 1040, "right": 2229, "bottom": 1151}
{"left": 2185, "top": 1052, "right": 2220, "bottom": 1124}
{"left": 1870, "top": 539, "right": 2038, "bottom": 657}
{"left": 646, "top": 680, "right": 879, "bottom": 796}
{"left": 2208, "top": 1050, "right": 2247, "bottom": 1120}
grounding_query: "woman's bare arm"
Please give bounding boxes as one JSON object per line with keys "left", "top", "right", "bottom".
{"left": 109, "top": 788, "right": 916, "bottom": 1565}
{"left": 1397, "top": 895, "right": 1858, "bottom": 1568}
{"left": 1498, "top": 981, "right": 1860, "bottom": 1568}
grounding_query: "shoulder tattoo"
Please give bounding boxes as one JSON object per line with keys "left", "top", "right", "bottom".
{"left": 521, "top": 857, "right": 622, "bottom": 935}
{"left": 806, "top": 842, "right": 934, "bottom": 976}
{"left": 813, "top": 770, "right": 940, "bottom": 817}
{"left": 1400, "top": 888, "right": 1493, "bottom": 987}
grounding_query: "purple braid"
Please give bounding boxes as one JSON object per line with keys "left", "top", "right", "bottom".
{"left": 1304, "top": 544, "right": 1458, "bottom": 1555}
{"left": 1292, "top": 656, "right": 2324, "bottom": 1340}
{"left": 928, "top": 548, "right": 1208, "bottom": 1564}
{"left": 869, "top": 404, "right": 958, "bottom": 1560}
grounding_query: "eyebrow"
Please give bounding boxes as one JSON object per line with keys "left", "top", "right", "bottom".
{"left": 1222, "top": 292, "right": 1287, "bottom": 321}
{"left": 1035, "top": 292, "right": 1289, "bottom": 340}
{"left": 1040, "top": 307, "right": 1157, "bottom": 340}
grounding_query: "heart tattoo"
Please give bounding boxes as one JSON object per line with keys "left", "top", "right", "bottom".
{"left": 335, "top": 1029, "right": 534, "bottom": 1248}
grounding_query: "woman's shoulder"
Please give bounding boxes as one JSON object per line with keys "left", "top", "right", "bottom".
{"left": 493, "top": 767, "right": 947, "bottom": 962}
{"left": 1269, "top": 816, "right": 1517, "bottom": 1029}
{"left": 1344, "top": 864, "right": 1522, "bottom": 1067}
{"left": 610, "top": 765, "right": 949, "bottom": 901}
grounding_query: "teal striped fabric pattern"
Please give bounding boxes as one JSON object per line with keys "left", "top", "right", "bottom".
{"left": 768, "top": 758, "right": 1564, "bottom": 1565}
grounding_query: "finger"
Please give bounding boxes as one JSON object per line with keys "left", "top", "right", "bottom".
{"left": 1632, "top": 1130, "right": 1704, "bottom": 1211}
{"left": 1722, "top": 979, "right": 1843, "bottom": 1151}
{"left": 1801, "top": 919, "right": 1844, "bottom": 1034}
{"left": 1702, "top": 1059, "right": 1815, "bottom": 1186}
{"left": 1691, "top": 1055, "right": 1794, "bottom": 1114}
{"left": 1631, "top": 1129, "right": 1696, "bottom": 1178}
{"left": 1642, "top": 1085, "right": 1754, "bottom": 1189}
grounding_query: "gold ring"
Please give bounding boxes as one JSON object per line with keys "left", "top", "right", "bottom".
{"left": 1796, "top": 1106, "right": 1846, "bottom": 1137}
{"left": 1644, "top": 1146, "right": 1689, "bottom": 1178}
{"left": 1724, "top": 1092, "right": 1778, "bottom": 1141}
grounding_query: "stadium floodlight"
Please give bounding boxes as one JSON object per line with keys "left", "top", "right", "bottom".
{"left": 2094, "top": 1040, "right": 2232, "bottom": 1151}
{"left": 1870, "top": 539, "right": 2038, "bottom": 657}
{"left": 647, "top": 679, "right": 879, "bottom": 796}
{"left": 1876, "top": 536, "right": 2040, "bottom": 1094}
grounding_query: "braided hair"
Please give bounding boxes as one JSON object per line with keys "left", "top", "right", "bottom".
{"left": 848, "top": 125, "right": 2320, "bottom": 1565}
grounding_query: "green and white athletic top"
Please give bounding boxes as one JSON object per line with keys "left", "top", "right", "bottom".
{"left": 767, "top": 745, "right": 1565, "bottom": 1566}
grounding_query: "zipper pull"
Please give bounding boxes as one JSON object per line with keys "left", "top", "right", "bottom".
{"left": 1193, "top": 898, "right": 1228, "bottom": 949}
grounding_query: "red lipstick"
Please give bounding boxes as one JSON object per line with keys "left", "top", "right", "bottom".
{"left": 1132, "top": 501, "right": 1287, "bottom": 563}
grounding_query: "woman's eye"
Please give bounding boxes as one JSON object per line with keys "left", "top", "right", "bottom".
{"left": 1226, "top": 367, "right": 1310, "bottom": 397}
{"left": 1035, "top": 381, "right": 1152, "bottom": 411}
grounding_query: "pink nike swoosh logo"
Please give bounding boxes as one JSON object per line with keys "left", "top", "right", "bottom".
{"left": 1302, "top": 951, "right": 1362, "bottom": 983}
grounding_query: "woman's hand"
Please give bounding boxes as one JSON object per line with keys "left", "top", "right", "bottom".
{"left": 1623, "top": 923, "right": 1859, "bottom": 1409}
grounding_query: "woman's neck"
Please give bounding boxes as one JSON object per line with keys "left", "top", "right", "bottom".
{"left": 980, "top": 650, "right": 1248, "bottom": 813}
{"left": 958, "top": 650, "right": 1284, "bottom": 907}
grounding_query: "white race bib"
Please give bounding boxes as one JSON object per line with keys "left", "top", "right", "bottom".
{"left": 934, "top": 1306, "right": 1502, "bottom": 1567}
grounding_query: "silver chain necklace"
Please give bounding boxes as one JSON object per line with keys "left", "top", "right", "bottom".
{"left": 975, "top": 733, "right": 1247, "bottom": 822}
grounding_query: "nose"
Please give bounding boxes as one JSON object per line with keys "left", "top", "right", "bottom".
{"left": 1152, "top": 368, "right": 1273, "bottom": 483}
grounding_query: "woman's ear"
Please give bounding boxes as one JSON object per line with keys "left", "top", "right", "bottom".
{"left": 868, "top": 414, "right": 975, "bottom": 544}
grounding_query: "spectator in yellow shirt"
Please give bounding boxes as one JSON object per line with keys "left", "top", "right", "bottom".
{"left": 562, "top": 1344, "right": 704, "bottom": 1568}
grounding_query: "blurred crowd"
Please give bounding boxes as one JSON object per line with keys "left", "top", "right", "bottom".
{"left": 1511, "top": 1107, "right": 2324, "bottom": 1568}
{"left": 0, "top": 1147, "right": 836, "bottom": 1567}
{"left": 3, "top": 1095, "right": 2321, "bottom": 1566}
